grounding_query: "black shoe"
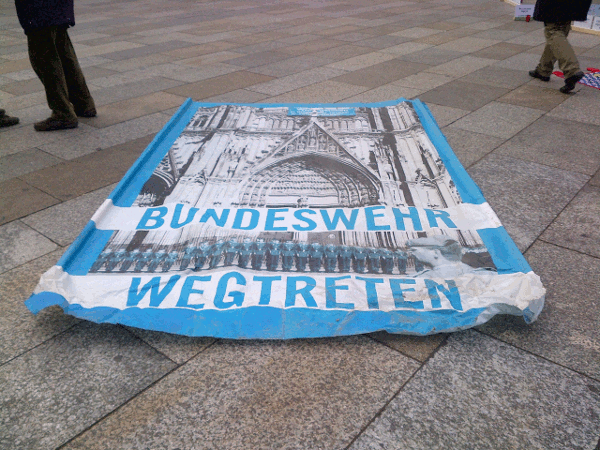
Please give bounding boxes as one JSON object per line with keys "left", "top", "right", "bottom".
{"left": 559, "top": 71, "right": 584, "bottom": 93}
{"left": 0, "top": 115, "right": 19, "bottom": 128}
{"left": 76, "top": 108, "right": 97, "bottom": 118}
{"left": 529, "top": 70, "right": 550, "bottom": 82}
{"left": 34, "top": 117, "right": 78, "bottom": 131}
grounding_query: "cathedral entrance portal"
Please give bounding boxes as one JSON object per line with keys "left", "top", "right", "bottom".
{"left": 238, "top": 154, "right": 381, "bottom": 208}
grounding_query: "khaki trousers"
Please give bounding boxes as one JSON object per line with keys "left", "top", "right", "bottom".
{"left": 536, "top": 22, "right": 580, "bottom": 79}
{"left": 27, "top": 26, "right": 95, "bottom": 121}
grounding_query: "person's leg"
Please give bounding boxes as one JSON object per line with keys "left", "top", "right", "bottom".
{"left": 536, "top": 23, "right": 557, "bottom": 76}
{"left": 27, "top": 27, "right": 78, "bottom": 124}
{"left": 548, "top": 22, "right": 580, "bottom": 78}
{"left": 54, "top": 27, "right": 96, "bottom": 116}
{"left": 546, "top": 22, "right": 585, "bottom": 93}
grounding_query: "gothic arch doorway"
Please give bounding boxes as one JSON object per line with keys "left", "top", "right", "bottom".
{"left": 238, "top": 154, "right": 381, "bottom": 208}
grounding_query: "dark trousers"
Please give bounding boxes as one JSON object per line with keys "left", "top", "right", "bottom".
{"left": 27, "top": 26, "right": 95, "bottom": 121}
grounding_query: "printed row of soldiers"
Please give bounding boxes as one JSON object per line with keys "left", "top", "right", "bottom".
{"left": 90, "top": 239, "right": 423, "bottom": 274}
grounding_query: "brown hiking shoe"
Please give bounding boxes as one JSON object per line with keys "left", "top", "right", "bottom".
{"left": 34, "top": 117, "right": 78, "bottom": 132}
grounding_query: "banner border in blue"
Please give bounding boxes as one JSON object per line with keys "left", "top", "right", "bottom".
{"left": 26, "top": 97, "right": 540, "bottom": 336}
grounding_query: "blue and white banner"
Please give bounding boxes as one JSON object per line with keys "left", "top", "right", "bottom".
{"left": 26, "top": 98, "right": 545, "bottom": 338}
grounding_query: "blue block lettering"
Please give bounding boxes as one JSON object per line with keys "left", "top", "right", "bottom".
{"left": 392, "top": 207, "right": 422, "bottom": 231}
{"left": 325, "top": 276, "right": 354, "bottom": 309}
{"left": 265, "top": 208, "right": 288, "bottom": 231}
{"left": 137, "top": 206, "right": 168, "bottom": 229}
{"left": 214, "top": 272, "right": 246, "bottom": 309}
{"left": 176, "top": 276, "right": 210, "bottom": 309}
{"left": 232, "top": 209, "right": 259, "bottom": 230}
{"left": 199, "top": 209, "right": 230, "bottom": 227}
{"left": 253, "top": 276, "right": 282, "bottom": 306}
{"left": 389, "top": 279, "right": 423, "bottom": 309}
{"left": 171, "top": 204, "right": 199, "bottom": 229}
{"left": 285, "top": 276, "right": 317, "bottom": 307}
{"left": 127, "top": 275, "right": 181, "bottom": 307}
{"left": 425, "top": 209, "right": 457, "bottom": 229}
{"left": 293, "top": 209, "right": 317, "bottom": 231}
{"left": 356, "top": 276, "right": 384, "bottom": 309}
{"left": 320, "top": 209, "right": 359, "bottom": 230}
{"left": 425, "top": 279, "right": 462, "bottom": 310}
{"left": 364, "top": 206, "right": 390, "bottom": 231}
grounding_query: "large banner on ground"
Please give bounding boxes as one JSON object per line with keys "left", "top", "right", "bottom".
{"left": 26, "top": 98, "right": 545, "bottom": 338}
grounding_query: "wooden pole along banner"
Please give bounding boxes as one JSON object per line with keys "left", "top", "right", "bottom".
{"left": 25, "top": 98, "right": 546, "bottom": 338}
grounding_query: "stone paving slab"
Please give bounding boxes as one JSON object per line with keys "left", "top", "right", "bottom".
{"left": 89, "top": 91, "right": 185, "bottom": 128}
{"left": 426, "top": 54, "right": 497, "bottom": 78}
{"left": 495, "top": 116, "right": 600, "bottom": 176}
{"left": 540, "top": 185, "right": 600, "bottom": 259}
{"left": 591, "top": 169, "right": 600, "bottom": 187}
{"left": 265, "top": 79, "right": 369, "bottom": 103}
{"left": 125, "top": 327, "right": 216, "bottom": 364}
{"left": 0, "top": 322, "right": 177, "bottom": 450}
{"left": 2, "top": 0, "right": 600, "bottom": 448}
{"left": 226, "top": 49, "right": 294, "bottom": 68}
{"left": 0, "top": 248, "right": 75, "bottom": 365}
{"left": 349, "top": 330, "right": 600, "bottom": 450}
{"left": 165, "top": 70, "right": 275, "bottom": 99}
{"left": 91, "top": 76, "right": 184, "bottom": 107}
{"left": 4, "top": 103, "right": 57, "bottom": 127}
{"left": 420, "top": 103, "right": 470, "bottom": 127}
{"left": 467, "top": 153, "right": 589, "bottom": 251}
{"left": 34, "top": 112, "right": 169, "bottom": 160}
{"left": 279, "top": 37, "right": 345, "bottom": 56}
{"left": 1, "top": 76, "right": 44, "bottom": 95}
{"left": 249, "top": 54, "right": 331, "bottom": 77}
{"left": 178, "top": 50, "right": 247, "bottom": 67}
{"left": 202, "top": 88, "right": 270, "bottom": 103}
{"left": 20, "top": 134, "right": 154, "bottom": 201}
{"left": 0, "top": 90, "right": 46, "bottom": 113}
{"left": 0, "top": 178, "right": 59, "bottom": 226}
{"left": 460, "top": 66, "right": 532, "bottom": 89}
{"left": 331, "top": 59, "right": 430, "bottom": 88}
{"left": 418, "top": 80, "right": 509, "bottom": 111}
{"left": 546, "top": 87, "right": 600, "bottom": 127}
{"left": 480, "top": 241, "right": 600, "bottom": 380}
{"left": 471, "top": 42, "right": 532, "bottom": 60}
{"left": 392, "top": 71, "right": 454, "bottom": 91}
{"left": 355, "top": 34, "right": 411, "bottom": 49}
{"left": 97, "top": 53, "right": 178, "bottom": 72}
{"left": 248, "top": 66, "right": 347, "bottom": 96}
{"left": 0, "top": 58, "right": 30, "bottom": 75}
{"left": 369, "top": 332, "right": 447, "bottom": 362}
{"left": 435, "top": 36, "right": 499, "bottom": 53}
{"left": 0, "top": 221, "right": 58, "bottom": 274}
{"left": 326, "top": 49, "right": 399, "bottom": 72}
{"left": 378, "top": 41, "right": 432, "bottom": 56}
{"left": 341, "top": 83, "right": 423, "bottom": 103}
{"left": 396, "top": 47, "right": 464, "bottom": 65}
{"left": 497, "top": 84, "right": 568, "bottom": 111}
{"left": 62, "top": 337, "right": 420, "bottom": 450}
{"left": 448, "top": 101, "right": 543, "bottom": 139}
{"left": 441, "top": 127, "right": 504, "bottom": 168}
{"left": 21, "top": 184, "right": 116, "bottom": 246}
{"left": 0, "top": 148, "right": 63, "bottom": 182}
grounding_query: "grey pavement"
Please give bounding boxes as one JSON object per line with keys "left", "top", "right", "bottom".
{"left": 1, "top": 0, "right": 600, "bottom": 448}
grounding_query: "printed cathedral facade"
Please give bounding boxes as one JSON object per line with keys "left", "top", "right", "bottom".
{"left": 134, "top": 102, "right": 462, "bottom": 210}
